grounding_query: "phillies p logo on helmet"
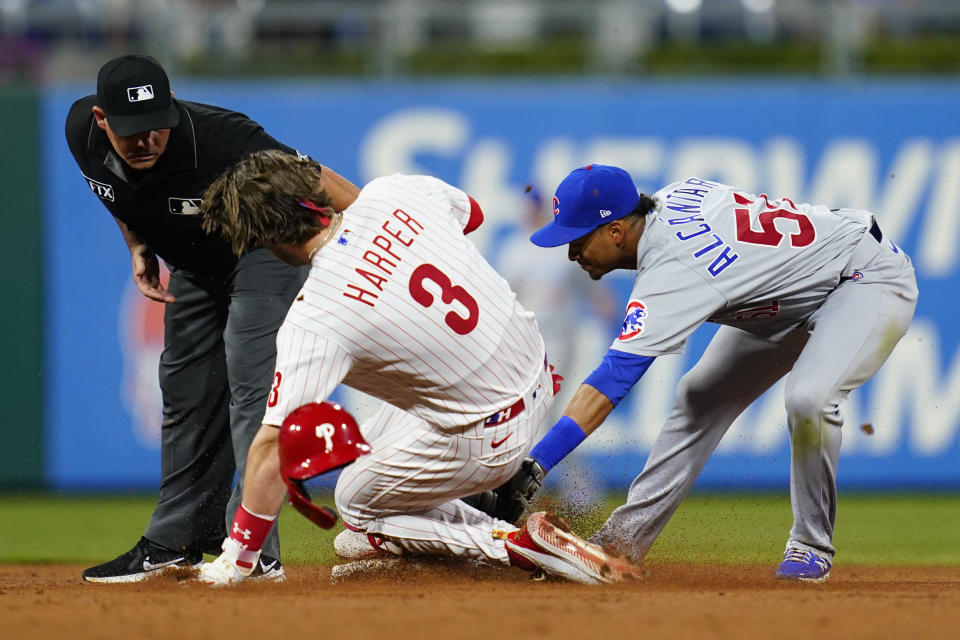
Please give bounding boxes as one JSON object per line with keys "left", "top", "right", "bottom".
{"left": 277, "top": 402, "right": 372, "bottom": 529}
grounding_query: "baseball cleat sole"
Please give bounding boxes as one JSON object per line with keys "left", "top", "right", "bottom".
{"left": 775, "top": 572, "right": 830, "bottom": 584}
{"left": 83, "top": 561, "right": 202, "bottom": 584}
{"left": 526, "top": 511, "right": 645, "bottom": 584}
{"left": 504, "top": 537, "right": 601, "bottom": 585}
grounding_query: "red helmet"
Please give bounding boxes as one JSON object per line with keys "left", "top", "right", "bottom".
{"left": 278, "top": 402, "right": 372, "bottom": 529}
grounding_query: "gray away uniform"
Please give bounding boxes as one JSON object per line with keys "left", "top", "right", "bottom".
{"left": 590, "top": 177, "right": 918, "bottom": 562}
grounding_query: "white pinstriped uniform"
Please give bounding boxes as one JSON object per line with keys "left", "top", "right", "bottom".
{"left": 263, "top": 174, "right": 554, "bottom": 563}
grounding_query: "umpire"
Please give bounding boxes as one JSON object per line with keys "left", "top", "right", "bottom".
{"left": 65, "top": 54, "right": 358, "bottom": 582}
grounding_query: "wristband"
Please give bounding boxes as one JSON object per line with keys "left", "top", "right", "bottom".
{"left": 529, "top": 416, "right": 587, "bottom": 474}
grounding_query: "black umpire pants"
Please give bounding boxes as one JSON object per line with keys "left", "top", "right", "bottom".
{"left": 143, "top": 248, "right": 307, "bottom": 559}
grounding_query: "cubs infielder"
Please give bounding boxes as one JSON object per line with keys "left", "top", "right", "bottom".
{"left": 499, "top": 164, "right": 918, "bottom": 583}
{"left": 195, "top": 151, "right": 641, "bottom": 586}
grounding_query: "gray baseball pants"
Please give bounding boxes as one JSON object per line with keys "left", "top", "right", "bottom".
{"left": 592, "top": 231, "right": 918, "bottom": 562}
{"left": 143, "top": 248, "right": 306, "bottom": 559}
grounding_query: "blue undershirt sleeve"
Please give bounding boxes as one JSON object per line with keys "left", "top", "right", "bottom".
{"left": 527, "top": 350, "right": 656, "bottom": 474}
{"left": 583, "top": 349, "right": 656, "bottom": 407}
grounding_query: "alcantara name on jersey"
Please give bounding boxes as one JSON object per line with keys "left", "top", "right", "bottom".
{"left": 659, "top": 178, "right": 741, "bottom": 278}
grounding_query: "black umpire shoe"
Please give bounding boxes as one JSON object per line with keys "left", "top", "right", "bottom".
{"left": 248, "top": 554, "right": 286, "bottom": 581}
{"left": 82, "top": 537, "right": 203, "bottom": 583}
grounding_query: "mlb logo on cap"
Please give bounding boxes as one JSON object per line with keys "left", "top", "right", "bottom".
{"left": 96, "top": 54, "right": 180, "bottom": 136}
{"left": 530, "top": 164, "right": 640, "bottom": 247}
{"left": 127, "top": 85, "right": 155, "bottom": 102}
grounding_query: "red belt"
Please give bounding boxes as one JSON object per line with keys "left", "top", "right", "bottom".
{"left": 483, "top": 355, "right": 558, "bottom": 427}
{"left": 484, "top": 398, "right": 525, "bottom": 427}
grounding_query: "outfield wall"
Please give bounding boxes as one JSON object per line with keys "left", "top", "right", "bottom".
{"left": 0, "top": 86, "right": 43, "bottom": 488}
{"left": 41, "top": 79, "right": 960, "bottom": 492}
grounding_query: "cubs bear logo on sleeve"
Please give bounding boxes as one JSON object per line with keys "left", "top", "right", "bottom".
{"left": 619, "top": 300, "right": 648, "bottom": 341}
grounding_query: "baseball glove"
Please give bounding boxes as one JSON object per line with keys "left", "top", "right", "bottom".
{"left": 462, "top": 457, "right": 545, "bottom": 524}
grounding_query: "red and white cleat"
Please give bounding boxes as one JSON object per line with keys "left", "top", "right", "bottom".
{"left": 504, "top": 511, "right": 644, "bottom": 585}
{"left": 333, "top": 528, "right": 404, "bottom": 560}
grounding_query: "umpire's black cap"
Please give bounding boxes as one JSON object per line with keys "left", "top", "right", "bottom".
{"left": 96, "top": 54, "right": 180, "bottom": 136}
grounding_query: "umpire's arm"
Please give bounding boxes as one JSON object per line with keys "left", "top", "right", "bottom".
{"left": 317, "top": 165, "right": 361, "bottom": 212}
{"left": 113, "top": 217, "right": 175, "bottom": 303}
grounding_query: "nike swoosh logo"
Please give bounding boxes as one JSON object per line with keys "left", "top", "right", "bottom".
{"left": 260, "top": 560, "right": 277, "bottom": 573}
{"left": 491, "top": 434, "right": 513, "bottom": 449}
{"left": 142, "top": 556, "right": 184, "bottom": 571}
{"left": 259, "top": 559, "right": 278, "bottom": 573}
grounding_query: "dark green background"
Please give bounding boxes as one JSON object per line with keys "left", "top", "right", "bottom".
{"left": 0, "top": 85, "right": 44, "bottom": 488}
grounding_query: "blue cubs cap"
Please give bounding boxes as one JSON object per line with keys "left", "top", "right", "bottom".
{"left": 530, "top": 164, "right": 640, "bottom": 247}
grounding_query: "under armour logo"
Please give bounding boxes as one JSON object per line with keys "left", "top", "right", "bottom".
{"left": 316, "top": 422, "right": 336, "bottom": 453}
{"left": 232, "top": 523, "right": 252, "bottom": 540}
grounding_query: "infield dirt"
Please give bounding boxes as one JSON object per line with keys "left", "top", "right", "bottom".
{"left": 2, "top": 561, "right": 958, "bottom": 640}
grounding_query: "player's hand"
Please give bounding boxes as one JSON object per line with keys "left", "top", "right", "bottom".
{"left": 496, "top": 457, "right": 546, "bottom": 524}
{"left": 130, "top": 245, "right": 175, "bottom": 303}
{"left": 465, "top": 457, "right": 545, "bottom": 525}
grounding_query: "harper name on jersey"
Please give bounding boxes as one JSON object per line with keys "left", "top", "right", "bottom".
{"left": 343, "top": 207, "right": 425, "bottom": 308}
{"left": 264, "top": 174, "right": 545, "bottom": 431}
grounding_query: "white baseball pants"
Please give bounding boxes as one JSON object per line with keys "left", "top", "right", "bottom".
{"left": 334, "top": 363, "right": 554, "bottom": 564}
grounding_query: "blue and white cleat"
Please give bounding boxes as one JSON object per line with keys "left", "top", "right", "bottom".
{"left": 775, "top": 546, "right": 831, "bottom": 583}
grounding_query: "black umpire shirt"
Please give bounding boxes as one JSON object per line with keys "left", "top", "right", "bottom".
{"left": 65, "top": 97, "right": 295, "bottom": 275}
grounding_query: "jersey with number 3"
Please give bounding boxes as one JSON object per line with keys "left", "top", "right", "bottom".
{"left": 263, "top": 174, "right": 543, "bottom": 430}
{"left": 613, "top": 177, "right": 878, "bottom": 357}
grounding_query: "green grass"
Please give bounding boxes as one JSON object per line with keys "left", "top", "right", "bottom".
{"left": 644, "top": 493, "right": 960, "bottom": 566}
{"left": 0, "top": 493, "right": 344, "bottom": 565}
{"left": 1, "top": 492, "right": 958, "bottom": 566}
